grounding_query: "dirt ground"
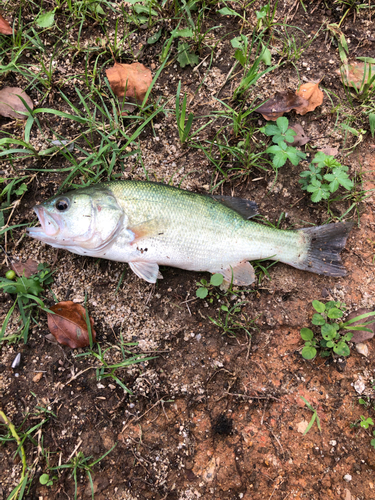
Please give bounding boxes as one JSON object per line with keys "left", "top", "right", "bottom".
{"left": 1, "top": 1, "right": 375, "bottom": 499}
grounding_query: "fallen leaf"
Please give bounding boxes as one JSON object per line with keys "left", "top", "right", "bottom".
{"left": 288, "top": 123, "right": 310, "bottom": 146}
{"left": 318, "top": 147, "right": 339, "bottom": 156}
{"left": 12, "top": 258, "right": 39, "bottom": 278}
{"left": 295, "top": 81, "right": 324, "bottom": 115}
{"left": 47, "top": 301, "right": 96, "bottom": 349}
{"left": 339, "top": 62, "right": 375, "bottom": 89}
{"left": 345, "top": 308, "right": 375, "bottom": 343}
{"left": 256, "top": 91, "right": 308, "bottom": 121}
{"left": 106, "top": 62, "right": 152, "bottom": 106}
{"left": 0, "top": 87, "right": 33, "bottom": 120}
{"left": 0, "top": 13, "right": 12, "bottom": 35}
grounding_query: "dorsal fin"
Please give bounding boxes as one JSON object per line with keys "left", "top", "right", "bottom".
{"left": 212, "top": 195, "right": 258, "bottom": 219}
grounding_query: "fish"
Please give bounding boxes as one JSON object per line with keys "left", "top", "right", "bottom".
{"left": 27, "top": 180, "right": 353, "bottom": 285}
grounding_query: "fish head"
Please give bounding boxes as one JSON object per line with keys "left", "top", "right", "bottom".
{"left": 27, "top": 188, "right": 124, "bottom": 253}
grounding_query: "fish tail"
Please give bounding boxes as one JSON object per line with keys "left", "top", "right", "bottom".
{"left": 293, "top": 221, "right": 354, "bottom": 276}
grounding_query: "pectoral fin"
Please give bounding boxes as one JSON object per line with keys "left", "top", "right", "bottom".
{"left": 129, "top": 218, "right": 164, "bottom": 242}
{"left": 129, "top": 261, "right": 163, "bottom": 283}
{"left": 214, "top": 261, "right": 255, "bottom": 286}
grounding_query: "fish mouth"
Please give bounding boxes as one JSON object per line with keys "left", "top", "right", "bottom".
{"left": 27, "top": 205, "right": 60, "bottom": 240}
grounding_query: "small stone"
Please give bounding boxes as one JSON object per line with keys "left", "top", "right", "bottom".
{"left": 329, "top": 440, "right": 337, "bottom": 446}
{"left": 51, "top": 140, "right": 74, "bottom": 152}
{"left": 344, "top": 488, "right": 352, "bottom": 500}
{"left": 11, "top": 353, "right": 21, "bottom": 369}
{"left": 97, "top": 383, "right": 105, "bottom": 389}
{"left": 343, "top": 474, "right": 352, "bottom": 482}
{"left": 355, "top": 343, "right": 369, "bottom": 357}
{"left": 297, "top": 420, "right": 309, "bottom": 434}
{"left": 33, "top": 372, "right": 43, "bottom": 383}
{"left": 354, "top": 378, "right": 365, "bottom": 394}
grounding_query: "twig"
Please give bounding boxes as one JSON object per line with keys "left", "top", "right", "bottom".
{"left": 226, "top": 392, "right": 282, "bottom": 402}
{"left": 311, "top": 0, "right": 322, "bottom": 14}
{"left": 261, "top": 401, "right": 268, "bottom": 425}
{"left": 65, "top": 366, "right": 95, "bottom": 385}
{"left": 66, "top": 438, "right": 82, "bottom": 463}
{"left": 290, "top": 194, "right": 306, "bottom": 208}
{"left": 120, "top": 397, "right": 168, "bottom": 433}
{"left": 192, "top": 54, "right": 211, "bottom": 72}
{"left": 268, "top": 427, "right": 284, "bottom": 453}
{"left": 286, "top": 0, "right": 300, "bottom": 22}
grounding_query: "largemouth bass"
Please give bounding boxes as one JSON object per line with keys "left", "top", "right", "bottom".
{"left": 27, "top": 181, "right": 353, "bottom": 285}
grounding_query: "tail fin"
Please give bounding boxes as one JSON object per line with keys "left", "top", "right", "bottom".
{"left": 295, "top": 222, "right": 354, "bottom": 277}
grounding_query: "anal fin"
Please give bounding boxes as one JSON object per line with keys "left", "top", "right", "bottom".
{"left": 129, "top": 261, "right": 163, "bottom": 283}
{"left": 213, "top": 261, "right": 255, "bottom": 286}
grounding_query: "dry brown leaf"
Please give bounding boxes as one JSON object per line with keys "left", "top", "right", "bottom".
{"left": 318, "top": 147, "right": 339, "bottom": 156}
{"left": 12, "top": 258, "right": 39, "bottom": 278}
{"left": 0, "top": 87, "right": 33, "bottom": 120}
{"left": 288, "top": 123, "right": 310, "bottom": 146}
{"left": 106, "top": 62, "right": 152, "bottom": 106}
{"left": 0, "top": 13, "right": 12, "bottom": 35}
{"left": 47, "top": 301, "right": 96, "bottom": 349}
{"left": 295, "top": 81, "right": 324, "bottom": 115}
{"left": 256, "top": 91, "right": 308, "bottom": 121}
{"left": 345, "top": 308, "right": 375, "bottom": 343}
{"left": 338, "top": 62, "right": 375, "bottom": 89}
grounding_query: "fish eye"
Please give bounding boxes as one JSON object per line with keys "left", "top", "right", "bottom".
{"left": 55, "top": 198, "right": 69, "bottom": 212}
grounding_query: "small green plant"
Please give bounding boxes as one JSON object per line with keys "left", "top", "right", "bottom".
{"left": 255, "top": 1, "right": 278, "bottom": 31}
{"left": 360, "top": 416, "right": 374, "bottom": 429}
{"left": 300, "top": 300, "right": 352, "bottom": 359}
{"left": 233, "top": 39, "right": 277, "bottom": 100}
{"left": 176, "top": 80, "right": 195, "bottom": 144}
{"left": 35, "top": 10, "right": 56, "bottom": 28}
{"left": 39, "top": 473, "right": 57, "bottom": 487}
{"left": 261, "top": 117, "right": 306, "bottom": 169}
{"left": 196, "top": 273, "right": 224, "bottom": 299}
{"left": 76, "top": 341, "right": 156, "bottom": 393}
{"left": 300, "top": 301, "right": 375, "bottom": 360}
{"left": 159, "top": 27, "right": 199, "bottom": 67}
{"left": 352, "top": 396, "right": 375, "bottom": 449}
{"left": 359, "top": 396, "right": 373, "bottom": 409}
{"left": 0, "top": 263, "right": 54, "bottom": 344}
{"left": 126, "top": 0, "right": 158, "bottom": 27}
{"left": 300, "top": 397, "right": 321, "bottom": 435}
{"left": 209, "top": 301, "right": 256, "bottom": 338}
{"left": 231, "top": 34, "right": 271, "bottom": 68}
{"left": 300, "top": 152, "right": 354, "bottom": 202}
{"left": 51, "top": 446, "right": 116, "bottom": 500}
{"left": 0, "top": 407, "right": 53, "bottom": 500}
